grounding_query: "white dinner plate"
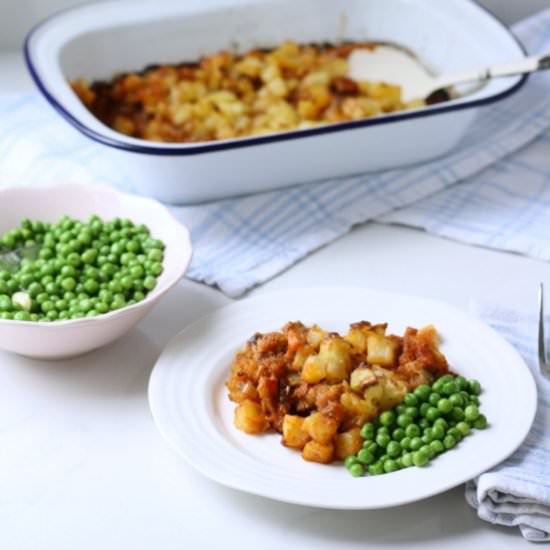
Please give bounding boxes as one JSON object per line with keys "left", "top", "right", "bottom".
{"left": 148, "top": 287, "right": 537, "bottom": 509}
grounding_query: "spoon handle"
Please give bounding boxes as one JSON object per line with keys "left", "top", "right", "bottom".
{"left": 434, "top": 54, "right": 550, "bottom": 90}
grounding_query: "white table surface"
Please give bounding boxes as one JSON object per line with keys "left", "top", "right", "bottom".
{"left": 1, "top": 52, "right": 547, "bottom": 550}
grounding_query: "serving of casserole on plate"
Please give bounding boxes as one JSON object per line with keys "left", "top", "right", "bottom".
{"left": 25, "top": 0, "right": 527, "bottom": 203}
{"left": 148, "top": 288, "right": 536, "bottom": 509}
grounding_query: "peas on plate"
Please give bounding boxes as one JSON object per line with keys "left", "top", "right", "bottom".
{"left": 345, "top": 375, "right": 488, "bottom": 478}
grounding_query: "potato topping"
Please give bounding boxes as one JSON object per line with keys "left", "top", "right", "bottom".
{"left": 226, "top": 321, "right": 450, "bottom": 464}
{"left": 70, "top": 41, "right": 422, "bottom": 143}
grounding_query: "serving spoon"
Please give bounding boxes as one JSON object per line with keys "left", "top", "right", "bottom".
{"left": 421, "top": 54, "right": 550, "bottom": 104}
{"left": 349, "top": 46, "right": 550, "bottom": 104}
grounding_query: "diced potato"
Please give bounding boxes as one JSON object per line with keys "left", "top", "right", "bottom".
{"left": 341, "top": 391, "right": 378, "bottom": 418}
{"left": 303, "top": 412, "right": 338, "bottom": 444}
{"left": 379, "top": 377, "right": 408, "bottom": 410}
{"left": 345, "top": 326, "right": 370, "bottom": 353}
{"left": 350, "top": 367, "right": 377, "bottom": 392}
{"left": 282, "top": 415, "right": 310, "bottom": 449}
{"left": 367, "top": 333, "right": 400, "bottom": 367}
{"left": 302, "top": 355, "right": 326, "bottom": 383}
{"left": 334, "top": 428, "right": 363, "bottom": 460}
{"left": 306, "top": 325, "right": 326, "bottom": 349}
{"left": 318, "top": 337, "right": 352, "bottom": 382}
{"left": 234, "top": 400, "right": 267, "bottom": 434}
{"left": 292, "top": 345, "right": 314, "bottom": 370}
{"left": 362, "top": 382, "right": 384, "bottom": 408}
{"left": 302, "top": 440, "right": 334, "bottom": 464}
{"left": 345, "top": 322, "right": 387, "bottom": 353}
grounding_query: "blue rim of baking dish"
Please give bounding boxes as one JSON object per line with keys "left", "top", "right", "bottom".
{"left": 23, "top": 0, "right": 529, "bottom": 157}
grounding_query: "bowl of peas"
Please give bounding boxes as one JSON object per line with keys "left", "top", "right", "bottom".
{"left": 0, "top": 183, "right": 192, "bottom": 359}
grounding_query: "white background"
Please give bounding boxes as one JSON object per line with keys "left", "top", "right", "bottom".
{"left": 0, "top": 0, "right": 549, "bottom": 50}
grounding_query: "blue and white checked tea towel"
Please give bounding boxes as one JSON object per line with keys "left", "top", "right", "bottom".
{"left": 1, "top": 9, "right": 550, "bottom": 297}
{"left": 467, "top": 302, "right": 550, "bottom": 542}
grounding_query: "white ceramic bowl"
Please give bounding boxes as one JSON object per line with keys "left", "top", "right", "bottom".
{"left": 24, "top": 0, "right": 527, "bottom": 204}
{"left": 0, "top": 184, "right": 192, "bottom": 359}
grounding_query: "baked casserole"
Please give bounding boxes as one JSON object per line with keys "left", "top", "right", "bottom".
{"left": 70, "top": 41, "right": 423, "bottom": 143}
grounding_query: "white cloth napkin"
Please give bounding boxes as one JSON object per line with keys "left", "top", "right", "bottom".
{"left": 466, "top": 302, "right": 550, "bottom": 542}
{"left": 1, "top": 10, "right": 550, "bottom": 297}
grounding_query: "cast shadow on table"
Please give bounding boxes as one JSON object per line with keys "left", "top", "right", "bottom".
{"left": 8, "top": 283, "right": 225, "bottom": 399}
{"left": 207, "top": 481, "right": 517, "bottom": 545}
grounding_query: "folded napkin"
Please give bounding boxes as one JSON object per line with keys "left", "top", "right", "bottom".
{"left": 466, "top": 302, "right": 550, "bottom": 542}
{"left": 1, "top": 10, "right": 550, "bottom": 297}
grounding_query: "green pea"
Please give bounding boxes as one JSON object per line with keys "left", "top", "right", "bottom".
{"left": 383, "top": 459, "right": 399, "bottom": 473}
{"left": 437, "top": 398, "right": 452, "bottom": 414}
{"left": 0, "top": 294, "right": 12, "bottom": 311}
{"left": 442, "top": 381, "right": 458, "bottom": 396}
{"left": 397, "top": 414, "right": 413, "bottom": 428}
{"left": 13, "top": 310, "right": 31, "bottom": 321}
{"left": 386, "top": 441, "right": 401, "bottom": 458}
{"left": 360, "top": 423, "right": 375, "bottom": 440}
{"left": 414, "top": 384, "right": 431, "bottom": 402}
{"left": 404, "top": 393, "right": 418, "bottom": 406}
{"left": 419, "top": 402, "right": 430, "bottom": 416}
{"left": 377, "top": 426, "right": 390, "bottom": 436}
{"left": 147, "top": 262, "right": 163, "bottom": 276}
{"left": 344, "top": 456, "right": 359, "bottom": 469}
{"left": 409, "top": 437, "right": 423, "bottom": 451}
{"left": 428, "top": 392, "right": 441, "bottom": 406}
{"left": 433, "top": 418, "right": 449, "bottom": 431}
{"left": 449, "top": 394, "right": 464, "bottom": 408}
{"left": 419, "top": 418, "right": 430, "bottom": 429}
{"left": 455, "top": 376, "right": 468, "bottom": 391}
{"left": 443, "top": 434, "right": 457, "bottom": 449}
{"left": 95, "top": 302, "right": 109, "bottom": 314}
{"left": 400, "top": 436, "right": 412, "bottom": 450}
{"left": 404, "top": 406, "right": 418, "bottom": 418}
{"left": 425, "top": 407, "right": 441, "bottom": 422}
{"left": 392, "top": 428, "right": 405, "bottom": 442}
{"left": 84, "top": 279, "right": 99, "bottom": 295}
{"left": 401, "top": 452, "right": 413, "bottom": 468}
{"left": 468, "top": 379, "right": 482, "bottom": 395}
{"left": 413, "top": 449, "right": 430, "bottom": 467}
{"left": 379, "top": 411, "right": 396, "bottom": 427}
{"left": 364, "top": 442, "right": 379, "bottom": 455}
{"left": 349, "top": 463, "right": 364, "bottom": 477}
{"left": 61, "top": 277, "right": 76, "bottom": 292}
{"left": 473, "top": 414, "right": 488, "bottom": 430}
{"left": 456, "top": 421, "right": 471, "bottom": 436}
{"left": 421, "top": 431, "right": 433, "bottom": 444}
{"left": 419, "top": 444, "right": 434, "bottom": 459}
{"left": 448, "top": 427, "right": 462, "bottom": 441}
{"left": 357, "top": 449, "right": 375, "bottom": 465}
{"left": 368, "top": 462, "right": 384, "bottom": 476}
{"left": 376, "top": 433, "right": 390, "bottom": 448}
{"left": 450, "top": 407, "right": 465, "bottom": 421}
{"left": 405, "top": 424, "right": 421, "bottom": 438}
{"left": 431, "top": 424, "right": 445, "bottom": 440}
{"left": 464, "top": 405, "right": 479, "bottom": 421}
{"left": 41, "top": 300, "right": 55, "bottom": 313}
{"left": 430, "top": 440, "right": 444, "bottom": 455}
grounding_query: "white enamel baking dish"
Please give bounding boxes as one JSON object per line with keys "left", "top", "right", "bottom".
{"left": 25, "top": 0, "right": 527, "bottom": 204}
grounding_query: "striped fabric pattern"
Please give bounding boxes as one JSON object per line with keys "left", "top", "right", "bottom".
{"left": 466, "top": 302, "right": 550, "bottom": 542}
{"left": 0, "top": 11, "right": 550, "bottom": 296}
